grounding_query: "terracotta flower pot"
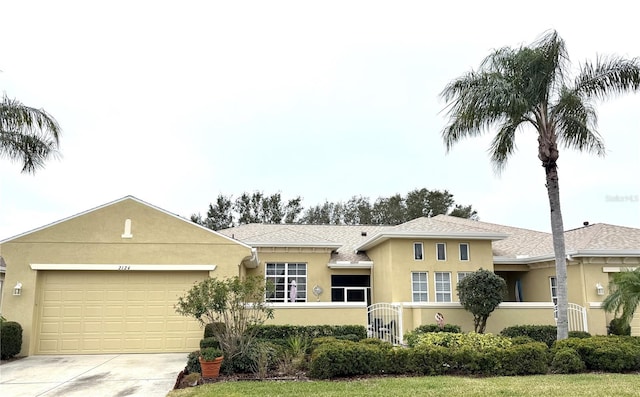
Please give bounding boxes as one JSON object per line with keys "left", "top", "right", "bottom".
{"left": 199, "top": 356, "right": 224, "bottom": 379}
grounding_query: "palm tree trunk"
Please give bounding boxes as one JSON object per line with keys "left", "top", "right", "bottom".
{"left": 545, "top": 163, "right": 569, "bottom": 340}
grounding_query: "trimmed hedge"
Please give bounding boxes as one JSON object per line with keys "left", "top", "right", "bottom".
{"left": 551, "top": 347, "right": 586, "bottom": 374}
{"left": 1, "top": 321, "right": 23, "bottom": 359}
{"left": 307, "top": 338, "right": 549, "bottom": 379}
{"left": 252, "top": 324, "right": 367, "bottom": 340}
{"left": 499, "top": 325, "right": 592, "bottom": 347}
{"left": 404, "top": 324, "right": 461, "bottom": 347}
{"left": 553, "top": 336, "right": 640, "bottom": 372}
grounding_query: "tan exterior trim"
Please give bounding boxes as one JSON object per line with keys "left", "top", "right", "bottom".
{"left": 267, "top": 302, "right": 367, "bottom": 309}
{"left": 327, "top": 261, "right": 373, "bottom": 269}
{"left": 402, "top": 302, "right": 555, "bottom": 309}
{"left": 602, "top": 266, "right": 638, "bottom": 273}
{"left": 30, "top": 264, "right": 217, "bottom": 271}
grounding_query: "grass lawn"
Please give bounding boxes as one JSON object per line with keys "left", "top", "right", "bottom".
{"left": 167, "top": 374, "right": 639, "bottom": 397}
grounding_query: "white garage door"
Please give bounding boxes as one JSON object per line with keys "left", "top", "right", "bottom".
{"left": 36, "top": 270, "right": 207, "bottom": 354}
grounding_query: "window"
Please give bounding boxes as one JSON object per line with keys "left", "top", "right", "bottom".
{"left": 436, "top": 243, "right": 446, "bottom": 261}
{"left": 457, "top": 271, "right": 472, "bottom": 284}
{"left": 331, "top": 275, "right": 370, "bottom": 303}
{"left": 459, "top": 243, "right": 469, "bottom": 261}
{"left": 265, "top": 262, "right": 307, "bottom": 303}
{"left": 549, "top": 276, "right": 558, "bottom": 305}
{"left": 550, "top": 276, "right": 558, "bottom": 319}
{"left": 435, "top": 272, "right": 452, "bottom": 302}
{"left": 411, "top": 272, "right": 428, "bottom": 302}
{"left": 413, "top": 242, "right": 424, "bottom": 260}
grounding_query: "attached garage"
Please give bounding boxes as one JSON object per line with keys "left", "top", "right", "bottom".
{"left": 35, "top": 269, "right": 207, "bottom": 354}
{"left": 0, "top": 196, "right": 255, "bottom": 356}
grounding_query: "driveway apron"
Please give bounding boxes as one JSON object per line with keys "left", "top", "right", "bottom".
{"left": 0, "top": 353, "right": 187, "bottom": 397}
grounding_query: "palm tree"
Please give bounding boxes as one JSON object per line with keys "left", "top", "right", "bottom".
{"left": 1, "top": 94, "right": 61, "bottom": 173}
{"left": 602, "top": 268, "right": 640, "bottom": 329}
{"left": 440, "top": 30, "right": 640, "bottom": 340}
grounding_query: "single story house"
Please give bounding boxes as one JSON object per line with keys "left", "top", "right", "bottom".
{"left": 1, "top": 196, "right": 638, "bottom": 356}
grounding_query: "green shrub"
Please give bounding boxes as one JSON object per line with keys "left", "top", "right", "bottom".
{"left": 407, "top": 345, "right": 451, "bottom": 376}
{"left": 199, "top": 337, "right": 220, "bottom": 349}
{"left": 551, "top": 348, "right": 585, "bottom": 374}
{"left": 404, "top": 324, "right": 461, "bottom": 347}
{"left": 554, "top": 336, "right": 640, "bottom": 372}
{"left": 608, "top": 318, "right": 631, "bottom": 336}
{"left": 0, "top": 321, "right": 22, "bottom": 359}
{"left": 384, "top": 347, "right": 412, "bottom": 374}
{"left": 509, "top": 335, "right": 536, "bottom": 345}
{"left": 253, "top": 324, "right": 367, "bottom": 341}
{"left": 500, "top": 325, "right": 557, "bottom": 347}
{"left": 200, "top": 347, "right": 223, "bottom": 361}
{"left": 186, "top": 351, "right": 201, "bottom": 373}
{"left": 204, "top": 322, "right": 225, "bottom": 338}
{"left": 568, "top": 331, "right": 591, "bottom": 339}
{"left": 413, "top": 332, "right": 512, "bottom": 351}
{"left": 308, "top": 340, "right": 386, "bottom": 379}
{"left": 500, "top": 342, "right": 549, "bottom": 375}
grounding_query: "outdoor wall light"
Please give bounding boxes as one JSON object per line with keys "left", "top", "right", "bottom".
{"left": 312, "top": 285, "right": 323, "bottom": 301}
{"left": 596, "top": 282, "right": 605, "bottom": 296}
{"left": 13, "top": 282, "right": 22, "bottom": 296}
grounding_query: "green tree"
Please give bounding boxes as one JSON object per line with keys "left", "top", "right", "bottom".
{"left": 343, "top": 195, "right": 373, "bottom": 225}
{"left": 372, "top": 194, "right": 406, "bottom": 225}
{"left": 175, "top": 276, "right": 274, "bottom": 361}
{"left": 1, "top": 94, "right": 61, "bottom": 173}
{"left": 457, "top": 269, "right": 507, "bottom": 333}
{"left": 602, "top": 268, "right": 640, "bottom": 329}
{"left": 449, "top": 204, "right": 479, "bottom": 220}
{"left": 441, "top": 30, "right": 640, "bottom": 339}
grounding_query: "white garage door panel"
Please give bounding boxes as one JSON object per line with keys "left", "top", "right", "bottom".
{"left": 36, "top": 270, "right": 206, "bottom": 354}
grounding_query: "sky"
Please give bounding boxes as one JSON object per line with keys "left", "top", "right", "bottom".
{"left": 1, "top": 0, "right": 639, "bottom": 240}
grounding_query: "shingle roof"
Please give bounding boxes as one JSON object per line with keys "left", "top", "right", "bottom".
{"left": 219, "top": 216, "right": 640, "bottom": 263}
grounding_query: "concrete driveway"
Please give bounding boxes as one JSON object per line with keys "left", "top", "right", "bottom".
{"left": 0, "top": 353, "right": 187, "bottom": 397}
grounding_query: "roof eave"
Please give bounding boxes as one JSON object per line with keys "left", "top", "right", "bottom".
{"left": 355, "top": 231, "right": 508, "bottom": 251}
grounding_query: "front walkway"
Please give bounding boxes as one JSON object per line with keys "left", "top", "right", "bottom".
{"left": 0, "top": 353, "right": 186, "bottom": 397}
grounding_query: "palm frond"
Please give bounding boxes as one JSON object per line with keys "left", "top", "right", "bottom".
{"left": 574, "top": 56, "right": 640, "bottom": 99}
{"left": 489, "top": 121, "right": 520, "bottom": 173}
{"left": 601, "top": 268, "right": 640, "bottom": 325}
{"left": 552, "top": 88, "right": 605, "bottom": 155}
{"left": 0, "top": 94, "right": 61, "bottom": 173}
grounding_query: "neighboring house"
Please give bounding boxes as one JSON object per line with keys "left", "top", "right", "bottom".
{"left": 1, "top": 196, "right": 638, "bottom": 356}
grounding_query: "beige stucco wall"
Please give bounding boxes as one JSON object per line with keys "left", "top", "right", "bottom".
{"left": 370, "top": 239, "right": 494, "bottom": 303}
{"left": 0, "top": 198, "right": 251, "bottom": 355}
{"left": 246, "top": 248, "right": 371, "bottom": 304}
{"left": 403, "top": 302, "right": 556, "bottom": 336}
{"left": 265, "top": 303, "right": 368, "bottom": 326}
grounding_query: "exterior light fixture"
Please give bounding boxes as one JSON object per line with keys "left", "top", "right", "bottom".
{"left": 596, "top": 283, "right": 605, "bottom": 296}
{"left": 312, "top": 285, "right": 323, "bottom": 301}
{"left": 13, "top": 282, "right": 22, "bottom": 296}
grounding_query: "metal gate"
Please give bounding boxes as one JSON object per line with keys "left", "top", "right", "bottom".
{"left": 555, "top": 303, "right": 588, "bottom": 332}
{"left": 367, "top": 303, "right": 403, "bottom": 345}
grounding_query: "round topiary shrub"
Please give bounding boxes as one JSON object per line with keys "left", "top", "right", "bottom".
{"left": 607, "top": 318, "right": 631, "bottom": 336}
{"left": 551, "top": 347, "right": 586, "bottom": 374}
{"left": 0, "top": 321, "right": 23, "bottom": 359}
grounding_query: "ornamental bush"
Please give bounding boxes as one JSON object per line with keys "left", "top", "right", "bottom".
{"left": 500, "top": 325, "right": 558, "bottom": 347}
{"left": 0, "top": 321, "right": 22, "bottom": 359}
{"left": 553, "top": 336, "right": 640, "bottom": 372}
{"left": 551, "top": 347, "right": 586, "bottom": 374}
{"left": 308, "top": 340, "right": 386, "bottom": 379}
{"left": 607, "top": 318, "right": 631, "bottom": 336}
{"left": 412, "top": 332, "right": 512, "bottom": 351}
{"left": 404, "top": 323, "right": 461, "bottom": 347}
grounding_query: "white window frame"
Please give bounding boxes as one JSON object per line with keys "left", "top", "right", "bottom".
{"left": 413, "top": 242, "right": 424, "bottom": 261}
{"left": 435, "top": 271, "right": 452, "bottom": 302}
{"left": 459, "top": 243, "right": 469, "bottom": 261}
{"left": 436, "top": 243, "right": 447, "bottom": 261}
{"left": 549, "top": 276, "right": 558, "bottom": 305}
{"left": 411, "top": 271, "right": 429, "bottom": 302}
{"left": 265, "top": 262, "right": 307, "bottom": 303}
